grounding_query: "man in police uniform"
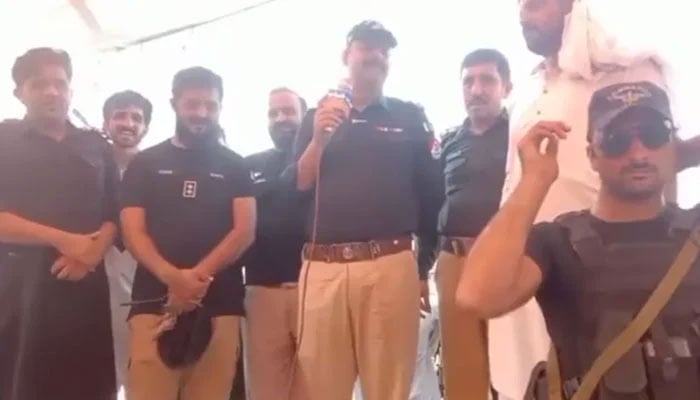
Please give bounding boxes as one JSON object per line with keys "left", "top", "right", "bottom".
{"left": 101, "top": 89, "right": 153, "bottom": 395}
{"left": 120, "top": 67, "right": 256, "bottom": 400}
{"left": 242, "top": 87, "right": 307, "bottom": 400}
{"left": 459, "top": 81, "right": 700, "bottom": 399}
{"left": 290, "top": 20, "right": 443, "bottom": 400}
{"left": 0, "top": 47, "right": 118, "bottom": 400}
{"left": 432, "top": 48, "right": 511, "bottom": 400}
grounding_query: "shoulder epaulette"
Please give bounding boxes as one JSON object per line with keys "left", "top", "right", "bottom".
{"left": 81, "top": 127, "right": 112, "bottom": 145}
{"left": 439, "top": 125, "right": 461, "bottom": 146}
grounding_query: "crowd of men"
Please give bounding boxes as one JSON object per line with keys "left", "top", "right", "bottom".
{"left": 3, "top": 0, "right": 700, "bottom": 400}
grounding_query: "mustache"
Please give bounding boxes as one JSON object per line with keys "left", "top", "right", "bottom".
{"left": 186, "top": 117, "right": 214, "bottom": 129}
{"left": 116, "top": 127, "right": 137, "bottom": 135}
{"left": 621, "top": 162, "right": 658, "bottom": 175}
{"left": 176, "top": 117, "right": 222, "bottom": 137}
{"left": 468, "top": 97, "right": 488, "bottom": 106}
{"left": 271, "top": 121, "right": 298, "bottom": 133}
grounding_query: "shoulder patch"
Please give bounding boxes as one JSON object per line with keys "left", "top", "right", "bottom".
{"left": 80, "top": 128, "right": 112, "bottom": 147}
{"left": 0, "top": 119, "right": 26, "bottom": 134}
{"left": 410, "top": 101, "right": 434, "bottom": 133}
{"left": 439, "top": 125, "right": 461, "bottom": 146}
{"left": 430, "top": 137, "right": 442, "bottom": 159}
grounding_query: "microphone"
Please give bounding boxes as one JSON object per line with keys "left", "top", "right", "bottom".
{"left": 323, "top": 79, "right": 353, "bottom": 134}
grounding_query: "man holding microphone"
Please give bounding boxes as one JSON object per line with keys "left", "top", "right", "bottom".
{"left": 289, "top": 20, "right": 443, "bottom": 400}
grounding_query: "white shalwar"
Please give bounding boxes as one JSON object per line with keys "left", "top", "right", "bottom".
{"left": 104, "top": 246, "right": 138, "bottom": 393}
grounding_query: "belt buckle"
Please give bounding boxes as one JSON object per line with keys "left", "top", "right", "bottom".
{"left": 341, "top": 245, "right": 354, "bottom": 261}
{"left": 451, "top": 239, "right": 461, "bottom": 255}
{"left": 319, "top": 245, "right": 332, "bottom": 263}
{"left": 369, "top": 240, "right": 381, "bottom": 259}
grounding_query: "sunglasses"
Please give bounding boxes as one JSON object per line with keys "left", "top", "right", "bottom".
{"left": 598, "top": 122, "right": 674, "bottom": 158}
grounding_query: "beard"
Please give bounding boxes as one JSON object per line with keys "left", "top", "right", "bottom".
{"left": 269, "top": 121, "right": 299, "bottom": 151}
{"left": 522, "top": 22, "right": 565, "bottom": 57}
{"left": 175, "top": 117, "right": 223, "bottom": 149}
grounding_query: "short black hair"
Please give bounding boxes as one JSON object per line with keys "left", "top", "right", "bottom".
{"left": 171, "top": 66, "right": 223, "bottom": 100}
{"left": 460, "top": 48, "right": 511, "bottom": 83}
{"left": 103, "top": 90, "right": 153, "bottom": 126}
{"left": 269, "top": 87, "right": 308, "bottom": 114}
{"left": 12, "top": 47, "right": 72, "bottom": 87}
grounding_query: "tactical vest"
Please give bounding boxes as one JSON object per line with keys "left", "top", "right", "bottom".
{"left": 553, "top": 206, "right": 700, "bottom": 400}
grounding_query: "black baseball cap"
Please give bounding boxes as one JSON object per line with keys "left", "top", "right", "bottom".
{"left": 346, "top": 20, "right": 398, "bottom": 49}
{"left": 12, "top": 47, "right": 72, "bottom": 86}
{"left": 588, "top": 81, "right": 673, "bottom": 139}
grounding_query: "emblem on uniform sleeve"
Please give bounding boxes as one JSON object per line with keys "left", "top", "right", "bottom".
{"left": 430, "top": 137, "right": 441, "bottom": 159}
{"left": 182, "top": 180, "right": 198, "bottom": 198}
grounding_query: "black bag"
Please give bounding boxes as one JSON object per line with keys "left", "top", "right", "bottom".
{"left": 157, "top": 308, "right": 213, "bottom": 369}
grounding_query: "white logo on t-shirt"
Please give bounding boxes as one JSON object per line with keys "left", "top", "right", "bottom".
{"left": 183, "top": 180, "right": 197, "bottom": 198}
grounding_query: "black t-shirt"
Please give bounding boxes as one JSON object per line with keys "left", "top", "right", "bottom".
{"left": 243, "top": 148, "right": 305, "bottom": 285}
{"left": 121, "top": 140, "right": 254, "bottom": 317}
{"left": 525, "top": 210, "right": 677, "bottom": 367}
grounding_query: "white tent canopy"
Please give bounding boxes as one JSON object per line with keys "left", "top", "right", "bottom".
{"left": 1, "top": 0, "right": 699, "bottom": 205}
{"left": 1, "top": 0, "right": 270, "bottom": 51}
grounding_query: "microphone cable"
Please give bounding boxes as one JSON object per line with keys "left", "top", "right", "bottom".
{"left": 288, "top": 131, "right": 330, "bottom": 397}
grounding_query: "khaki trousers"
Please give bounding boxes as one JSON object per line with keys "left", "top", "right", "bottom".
{"left": 243, "top": 285, "right": 302, "bottom": 400}
{"left": 297, "top": 250, "right": 420, "bottom": 400}
{"left": 127, "top": 314, "right": 240, "bottom": 400}
{"left": 437, "top": 251, "right": 490, "bottom": 400}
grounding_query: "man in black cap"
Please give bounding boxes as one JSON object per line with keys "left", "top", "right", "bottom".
{"left": 0, "top": 47, "right": 118, "bottom": 400}
{"left": 290, "top": 20, "right": 443, "bottom": 400}
{"left": 242, "top": 87, "right": 307, "bottom": 400}
{"left": 458, "top": 81, "right": 700, "bottom": 398}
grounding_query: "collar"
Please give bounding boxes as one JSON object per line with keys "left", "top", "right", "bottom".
{"left": 462, "top": 109, "right": 509, "bottom": 134}
{"left": 353, "top": 96, "right": 390, "bottom": 112}
{"left": 376, "top": 96, "right": 389, "bottom": 110}
{"left": 530, "top": 57, "right": 564, "bottom": 76}
{"left": 22, "top": 117, "right": 80, "bottom": 138}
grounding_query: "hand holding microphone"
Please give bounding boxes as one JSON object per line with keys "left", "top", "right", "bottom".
{"left": 312, "top": 80, "right": 353, "bottom": 146}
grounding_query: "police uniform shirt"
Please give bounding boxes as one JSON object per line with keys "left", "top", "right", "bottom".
{"left": 525, "top": 207, "right": 689, "bottom": 377}
{"left": 120, "top": 140, "right": 254, "bottom": 317}
{"left": 244, "top": 148, "right": 306, "bottom": 285}
{"left": 290, "top": 97, "right": 443, "bottom": 279}
{"left": 438, "top": 113, "right": 508, "bottom": 238}
{"left": 0, "top": 119, "right": 118, "bottom": 231}
{"left": 0, "top": 119, "right": 118, "bottom": 399}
